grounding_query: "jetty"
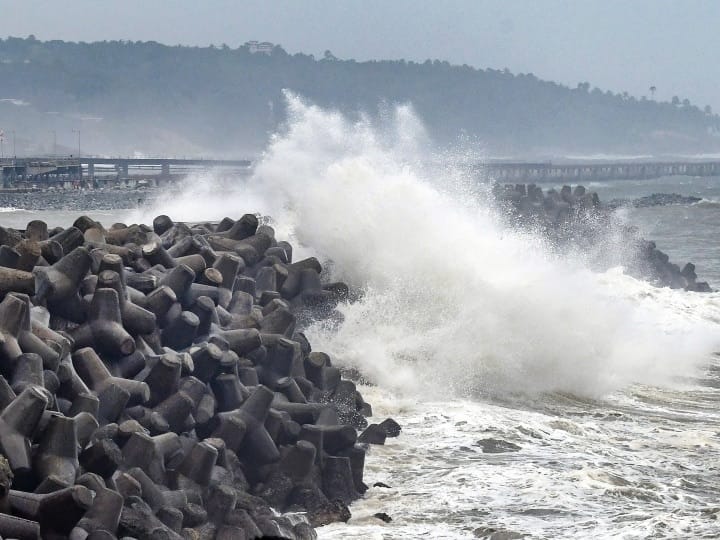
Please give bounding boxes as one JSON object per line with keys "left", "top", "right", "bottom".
{"left": 480, "top": 160, "right": 720, "bottom": 183}
{"left": 2, "top": 156, "right": 720, "bottom": 188}
{"left": 0, "top": 157, "right": 252, "bottom": 187}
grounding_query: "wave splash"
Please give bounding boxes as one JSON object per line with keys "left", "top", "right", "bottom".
{"left": 133, "top": 94, "right": 720, "bottom": 400}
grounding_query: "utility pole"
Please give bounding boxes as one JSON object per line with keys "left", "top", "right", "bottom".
{"left": 11, "top": 131, "right": 15, "bottom": 159}
{"left": 51, "top": 130, "right": 56, "bottom": 156}
{"left": 72, "top": 129, "right": 82, "bottom": 184}
{"left": 72, "top": 129, "right": 81, "bottom": 157}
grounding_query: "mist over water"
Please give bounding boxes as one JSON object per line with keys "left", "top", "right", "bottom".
{"left": 131, "top": 95, "right": 720, "bottom": 401}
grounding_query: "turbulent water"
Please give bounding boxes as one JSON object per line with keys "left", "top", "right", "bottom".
{"left": 7, "top": 97, "right": 720, "bottom": 538}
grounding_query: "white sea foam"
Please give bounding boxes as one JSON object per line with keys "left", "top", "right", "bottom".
{"left": 318, "top": 377, "right": 720, "bottom": 539}
{"left": 129, "top": 94, "right": 720, "bottom": 539}
{"left": 131, "top": 93, "right": 720, "bottom": 400}
{"left": 694, "top": 197, "right": 720, "bottom": 208}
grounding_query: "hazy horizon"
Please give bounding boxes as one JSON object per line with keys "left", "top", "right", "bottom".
{"left": 0, "top": 0, "right": 717, "bottom": 110}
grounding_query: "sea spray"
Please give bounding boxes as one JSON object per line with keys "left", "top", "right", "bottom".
{"left": 131, "top": 94, "right": 720, "bottom": 399}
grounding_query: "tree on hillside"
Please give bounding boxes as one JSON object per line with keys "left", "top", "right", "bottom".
{"left": 0, "top": 36, "right": 718, "bottom": 156}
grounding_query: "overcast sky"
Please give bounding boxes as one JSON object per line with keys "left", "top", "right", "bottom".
{"left": 1, "top": 0, "right": 718, "bottom": 109}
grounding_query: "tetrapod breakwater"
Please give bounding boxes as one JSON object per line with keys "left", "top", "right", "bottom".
{"left": 0, "top": 211, "right": 396, "bottom": 539}
{"left": 493, "top": 182, "right": 712, "bottom": 292}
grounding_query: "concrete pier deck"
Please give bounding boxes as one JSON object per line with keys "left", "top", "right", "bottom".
{"left": 1, "top": 156, "right": 719, "bottom": 188}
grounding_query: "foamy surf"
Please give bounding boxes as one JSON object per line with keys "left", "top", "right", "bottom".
{"left": 130, "top": 94, "right": 720, "bottom": 538}
{"left": 318, "top": 373, "right": 720, "bottom": 539}
{"left": 134, "top": 94, "right": 720, "bottom": 399}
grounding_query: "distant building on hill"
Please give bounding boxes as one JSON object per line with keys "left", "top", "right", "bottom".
{"left": 244, "top": 41, "right": 275, "bottom": 55}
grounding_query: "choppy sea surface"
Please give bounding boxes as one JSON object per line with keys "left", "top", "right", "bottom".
{"left": 313, "top": 173, "right": 720, "bottom": 540}
{"left": 570, "top": 176, "right": 720, "bottom": 286}
{"left": 4, "top": 101, "right": 720, "bottom": 539}
{"left": 312, "top": 175, "right": 720, "bottom": 540}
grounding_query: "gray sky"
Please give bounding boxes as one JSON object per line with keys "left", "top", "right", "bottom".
{"left": 1, "top": 0, "right": 718, "bottom": 109}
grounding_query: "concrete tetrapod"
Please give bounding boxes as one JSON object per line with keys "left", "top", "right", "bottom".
{"left": 0, "top": 212, "right": 394, "bottom": 538}
{"left": 72, "top": 347, "right": 150, "bottom": 406}
{"left": 214, "top": 385, "right": 280, "bottom": 465}
{"left": 72, "top": 289, "right": 136, "bottom": 357}
{"left": 0, "top": 386, "right": 48, "bottom": 484}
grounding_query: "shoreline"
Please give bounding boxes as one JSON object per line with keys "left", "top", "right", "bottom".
{"left": 0, "top": 181, "right": 711, "bottom": 537}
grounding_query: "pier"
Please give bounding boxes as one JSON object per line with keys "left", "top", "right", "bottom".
{"left": 0, "top": 157, "right": 82, "bottom": 187}
{"left": 1, "top": 156, "right": 720, "bottom": 188}
{"left": 0, "top": 157, "right": 252, "bottom": 188}
{"left": 479, "top": 160, "right": 720, "bottom": 183}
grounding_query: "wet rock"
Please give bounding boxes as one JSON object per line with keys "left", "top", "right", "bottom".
{"left": 475, "top": 438, "right": 521, "bottom": 453}
{"left": 379, "top": 418, "right": 402, "bottom": 437}
{"left": 306, "top": 499, "right": 351, "bottom": 528}
{"left": 473, "top": 526, "right": 525, "bottom": 539}
{"left": 358, "top": 424, "right": 387, "bottom": 445}
{"left": 632, "top": 193, "right": 702, "bottom": 207}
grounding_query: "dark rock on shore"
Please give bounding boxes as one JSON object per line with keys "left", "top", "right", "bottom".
{"left": 0, "top": 210, "right": 396, "bottom": 538}
{"left": 492, "top": 183, "right": 712, "bottom": 292}
{"left": 378, "top": 418, "right": 401, "bottom": 437}
{"left": 358, "top": 424, "right": 387, "bottom": 445}
{"left": 0, "top": 187, "right": 163, "bottom": 212}
{"left": 608, "top": 193, "right": 703, "bottom": 209}
{"left": 473, "top": 526, "right": 525, "bottom": 539}
{"left": 634, "top": 193, "right": 702, "bottom": 207}
{"left": 475, "top": 438, "right": 521, "bottom": 453}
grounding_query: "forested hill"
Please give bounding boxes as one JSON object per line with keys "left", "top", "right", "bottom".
{"left": 1, "top": 36, "right": 719, "bottom": 157}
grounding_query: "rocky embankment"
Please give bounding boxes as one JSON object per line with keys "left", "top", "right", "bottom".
{"left": 493, "top": 183, "right": 711, "bottom": 292}
{"left": 608, "top": 193, "right": 703, "bottom": 209}
{"left": 0, "top": 187, "right": 161, "bottom": 212}
{"left": 0, "top": 212, "right": 398, "bottom": 539}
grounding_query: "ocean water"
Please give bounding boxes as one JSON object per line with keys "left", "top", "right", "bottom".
{"left": 544, "top": 177, "right": 720, "bottom": 286}
{"left": 4, "top": 97, "right": 720, "bottom": 539}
